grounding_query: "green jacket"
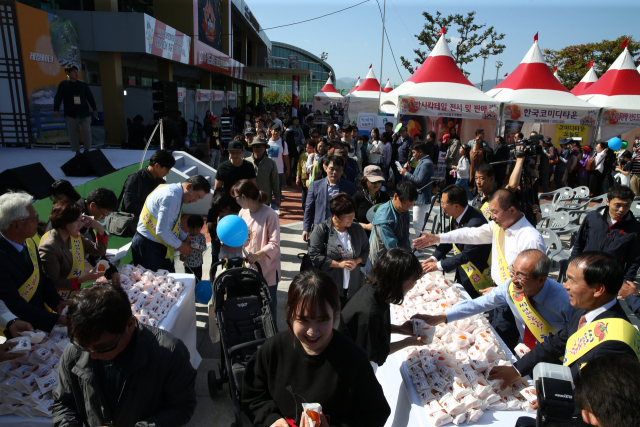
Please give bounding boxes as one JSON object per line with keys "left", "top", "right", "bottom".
{"left": 247, "top": 154, "right": 281, "bottom": 202}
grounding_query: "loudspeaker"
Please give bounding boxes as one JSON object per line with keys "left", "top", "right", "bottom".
{"left": 60, "top": 149, "right": 116, "bottom": 177}
{"left": 0, "top": 163, "right": 55, "bottom": 200}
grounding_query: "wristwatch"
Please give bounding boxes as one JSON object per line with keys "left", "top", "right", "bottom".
{"left": 5, "top": 318, "right": 18, "bottom": 331}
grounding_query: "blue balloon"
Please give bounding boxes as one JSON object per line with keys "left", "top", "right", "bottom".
{"left": 195, "top": 280, "right": 213, "bottom": 304}
{"left": 217, "top": 215, "right": 249, "bottom": 247}
{"left": 608, "top": 137, "right": 623, "bottom": 151}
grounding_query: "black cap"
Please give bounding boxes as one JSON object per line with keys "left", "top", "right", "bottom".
{"left": 227, "top": 140, "right": 244, "bottom": 151}
{"left": 243, "top": 127, "right": 256, "bottom": 136}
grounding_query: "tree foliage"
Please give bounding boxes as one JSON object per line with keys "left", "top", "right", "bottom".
{"left": 263, "top": 91, "right": 280, "bottom": 104}
{"left": 400, "top": 11, "right": 505, "bottom": 77}
{"left": 543, "top": 36, "right": 639, "bottom": 90}
{"left": 279, "top": 92, "right": 293, "bottom": 104}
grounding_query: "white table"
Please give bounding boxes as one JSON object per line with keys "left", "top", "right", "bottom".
{"left": 375, "top": 282, "right": 533, "bottom": 427}
{"left": 0, "top": 274, "right": 201, "bottom": 426}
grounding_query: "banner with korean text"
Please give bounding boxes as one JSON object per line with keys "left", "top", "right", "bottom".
{"left": 601, "top": 109, "right": 640, "bottom": 127}
{"left": 397, "top": 96, "right": 499, "bottom": 120}
{"left": 501, "top": 103, "right": 598, "bottom": 126}
{"left": 553, "top": 124, "right": 588, "bottom": 147}
{"left": 144, "top": 14, "right": 191, "bottom": 65}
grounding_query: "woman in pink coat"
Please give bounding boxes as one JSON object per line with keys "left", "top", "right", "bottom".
{"left": 231, "top": 179, "right": 281, "bottom": 322}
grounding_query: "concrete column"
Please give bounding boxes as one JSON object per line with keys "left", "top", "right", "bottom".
{"left": 157, "top": 59, "right": 173, "bottom": 82}
{"left": 98, "top": 52, "right": 126, "bottom": 146}
{"left": 241, "top": 31, "right": 248, "bottom": 65}
{"left": 201, "top": 71, "right": 212, "bottom": 89}
{"left": 242, "top": 81, "right": 247, "bottom": 107}
{"left": 251, "top": 86, "right": 257, "bottom": 105}
{"left": 259, "top": 86, "right": 263, "bottom": 103}
{"left": 221, "top": 0, "right": 231, "bottom": 56}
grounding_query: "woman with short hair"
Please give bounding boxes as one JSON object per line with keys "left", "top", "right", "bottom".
{"left": 242, "top": 270, "right": 391, "bottom": 427}
{"left": 353, "top": 165, "right": 391, "bottom": 238}
{"left": 308, "top": 193, "right": 369, "bottom": 307}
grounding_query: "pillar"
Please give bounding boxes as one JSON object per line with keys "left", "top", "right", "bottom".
{"left": 98, "top": 52, "right": 126, "bottom": 146}
{"left": 241, "top": 81, "right": 247, "bottom": 108}
{"left": 158, "top": 60, "right": 173, "bottom": 82}
{"left": 259, "top": 86, "right": 264, "bottom": 103}
{"left": 251, "top": 86, "right": 257, "bottom": 106}
{"left": 292, "top": 75, "right": 299, "bottom": 117}
{"left": 251, "top": 41, "right": 258, "bottom": 67}
{"left": 201, "top": 71, "right": 212, "bottom": 89}
{"left": 221, "top": 0, "right": 231, "bottom": 56}
{"left": 241, "top": 31, "right": 248, "bottom": 66}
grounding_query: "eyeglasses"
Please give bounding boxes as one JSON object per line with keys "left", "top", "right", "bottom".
{"left": 327, "top": 167, "right": 343, "bottom": 173}
{"left": 71, "top": 333, "right": 123, "bottom": 354}
{"left": 15, "top": 212, "right": 39, "bottom": 223}
{"left": 509, "top": 267, "right": 530, "bottom": 282}
{"left": 97, "top": 206, "right": 109, "bottom": 219}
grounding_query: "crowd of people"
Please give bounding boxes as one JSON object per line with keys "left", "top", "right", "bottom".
{"left": 2, "top": 97, "right": 640, "bottom": 426}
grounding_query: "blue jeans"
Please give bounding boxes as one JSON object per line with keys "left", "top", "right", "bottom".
{"left": 271, "top": 173, "right": 284, "bottom": 210}
{"left": 131, "top": 233, "right": 175, "bottom": 273}
{"left": 455, "top": 178, "right": 473, "bottom": 200}
{"left": 210, "top": 149, "right": 221, "bottom": 170}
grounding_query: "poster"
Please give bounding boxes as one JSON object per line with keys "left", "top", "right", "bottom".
{"left": 196, "top": 89, "right": 213, "bottom": 102}
{"left": 502, "top": 103, "right": 598, "bottom": 126}
{"left": 398, "top": 114, "right": 429, "bottom": 142}
{"left": 398, "top": 96, "right": 499, "bottom": 120}
{"left": 177, "top": 87, "right": 187, "bottom": 103}
{"left": 504, "top": 120, "right": 524, "bottom": 144}
{"left": 433, "top": 117, "right": 463, "bottom": 143}
{"left": 433, "top": 152, "right": 447, "bottom": 180}
{"left": 196, "top": 0, "right": 222, "bottom": 51}
{"left": 144, "top": 14, "right": 191, "bottom": 65}
{"left": 601, "top": 109, "right": 640, "bottom": 127}
{"left": 553, "top": 124, "right": 588, "bottom": 147}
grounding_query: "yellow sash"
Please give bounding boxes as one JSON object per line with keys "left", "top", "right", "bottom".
{"left": 450, "top": 217, "right": 493, "bottom": 292}
{"left": 493, "top": 224, "right": 511, "bottom": 285}
{"left": 563, "top": 318, "right": 640, "bottom": 366}
{"left": 140, "top": 184, "right": 181, "bottom": 261}
{"left": 480, "top": 201, "right": 490, "bottom": 220}
{"left": 40, "top": 231, "right": 84, "bottom": 301}
{"left": 509, "top": 281, "right": 558, "bottom": 343}
{"left": 18, "top": 238, "right": 40, "bottom": 303}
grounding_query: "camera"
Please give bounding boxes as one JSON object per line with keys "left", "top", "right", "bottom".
{"left": 510, "top": 134, "right": 545, "bottom": 160}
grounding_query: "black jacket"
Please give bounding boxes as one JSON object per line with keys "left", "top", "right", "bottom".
{"left": 53, "top": 80, "right": 97, "bottom": 119}
{"left": 570, "top": 208, "right": 640, "bottom": 281}
{"left": 53, "top": 321, "right": 197, "bottom": 427}
{"left": 514, "top": 300, "right": 636, "bottom": 379}
{"left": 122, "top": 168, "right": 165, "bottom": 217}
{"left": 432, "top": 207, "right": 491, "bottom": 298}
{"left": 0, "top": 237, "right": 63, "bottom": 333}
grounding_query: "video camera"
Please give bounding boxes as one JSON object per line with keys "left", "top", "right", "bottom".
{"left": 510, "top": 134, "right": 545, "bottom": 160}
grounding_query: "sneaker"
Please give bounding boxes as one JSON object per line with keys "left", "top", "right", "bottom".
{"left": 275, "top": 209, "right": 283, "bottom": 216}
{"left": 414, "top": 250, "right": 425, "bottom": 258}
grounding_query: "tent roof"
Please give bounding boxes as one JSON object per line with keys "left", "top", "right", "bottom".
{"left": 348, "top": 77, "right": 361, "bottom": 94}
{"left": 578, "top": 48, "right": 640, "bottom": 105}
{"left": 486, "top": 41, "right": 594, "bottom": 109}
{"left": 356, "top": 68, "right": 381, "bottom": 92}
{"left": 381, "top": 34, "right": 495, "bottom": 105}
{"left": 570, "top": 67, "right": 598, "bottom": 95}
{"left": 382, "top": 79, "right": 393, "bottom": 93}
{"left": 318, "top": 76, "right": 339, "bottom": 94}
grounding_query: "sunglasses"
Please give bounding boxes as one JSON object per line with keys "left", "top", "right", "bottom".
{"left": 71, "top": 333, "right": 123, "bottom": 354}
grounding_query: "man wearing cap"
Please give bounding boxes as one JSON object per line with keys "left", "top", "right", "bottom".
{"left": 266, "top": 124, "right": 290, "bottom": 207}
{"left": 214, "top": 140, "right": 256, "bottom": 199}
{"left": 244, "top": 127, "right": 257, "bottom": 148}
{"left": 247, "top": 136, "right": 281, "bottom": 213}
{"left": 207, "top": 115, "right": 222, "bottom": 169}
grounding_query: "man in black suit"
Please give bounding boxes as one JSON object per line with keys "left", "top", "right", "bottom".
{"left": 489, "top": 251, "right": 638, "bottom": 386}
{"left": 422, "top": 185, "right": 492, "bottom": 299}
{"left": 0, "top": 192, "right": 67, "bottom": 333}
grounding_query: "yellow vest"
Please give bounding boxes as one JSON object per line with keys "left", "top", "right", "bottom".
{"left": 140, "top": 184, "right": 181, "bottom": 261}
{"left": 40, "top": 231, "right": 84, "bottom": 301}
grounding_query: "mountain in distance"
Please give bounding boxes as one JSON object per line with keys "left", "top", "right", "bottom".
{"left": 473, "top": 79, "right": 505, "bottom": 92}
{"left": 337, "top": 77, "right": 357, "bottom": 84}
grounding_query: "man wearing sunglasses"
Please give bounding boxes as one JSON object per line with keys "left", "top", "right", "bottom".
{"left": 54, "top": 284, "right": 196, "bottom": 426}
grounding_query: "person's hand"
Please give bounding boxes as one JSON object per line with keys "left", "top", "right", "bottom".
{"left": 619, "top": 281, "right": 638, "bottom": 299}
{"left": 302, "top": 231, "right": 309, "bottom": 242}
{"left": 93, "top": 110, "right": 99, "bottom": 119}
{"left": 246, "top": 252, "right": 264, "bottom": 264}
{"left": 54, "top": 111, "right": 59, "bottom": 118}
{"left": 179, "top": 241, "right": 193, "bottom": 256}
{"left": 402, "top": 335, "right": 427, "bottom": 347}
{"left": 404, "top": 162, "right": 411, "bottom": 169}
{"left": 82, "top": 267, "right": 105, "bottom": 283}
{"left": 0, "top": 342, "right": 21, "bottom": 362}
{"left": 413, "top": 232, "right": 440, "bottom": 249}
{"left": 180, "top": 254, "right": 185, "bottom": 262}
{"left": 479, "top": 286, "right": 496, "bottom": 295}
{"left": 451, "top": 165, "right": 457, "bottom": 170}
{"left": 528, "top": 389, "right": 539, "bottom": 409}
{"left": 422, "top": 259, "right": 439, "bottom": 274}
{"left": 487, "top": 366, "right": 521, "bottom": 391}
{"left": 296, "top": 175, "right": 302, "bottom": 187}
{"left": 411, "top": 313, "right": 447, "bottom": 326}
{"left": 398, "top": 319, "right": 414, "bottom": 335}
{"left": 339, "top": 259, "right": 357, "bottom": 271}
{"left": 285, "top": 168, "right": 290, "bottom": 179}
{"left": 56, "top": 315, "right": 67, "bottom": 326}
{"left": 269, "top": 418, "right": 289, "bottom": 427}
{"left": 56, "top": 301, "right": 71, "bottom": 315}
{"left": 299, "top": 412, "right": 329, "bottom": 427}
{"left": 399, "top": 167, "right": 408, "bottom": 176}
{"left": 110, "top": 272, "right": 122, "bottom": 287}
{"left": 8, "top": 320, "right": 33, "bottom": 338}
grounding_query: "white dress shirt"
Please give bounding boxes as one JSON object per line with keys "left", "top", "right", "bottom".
{"left": 136, "top": 183, "right": 187, "bottom": 249}
{"left": 595, "top": 150, "right": 606, "bottom": 173}
{"left": 439, "top": 213, "right": 546, "bottom": 286}
{"left": 583, "top": 298, "right": 618, "bottom": 324}
{"left": 430, "top": 206, "right": 469, "bottom": 271}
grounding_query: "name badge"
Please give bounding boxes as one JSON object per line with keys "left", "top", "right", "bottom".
{"left": 73, "top": 96, "right": 81, "bottom": 105}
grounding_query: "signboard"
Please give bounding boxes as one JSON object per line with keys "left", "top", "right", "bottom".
{"left": 196, "top": 89, "right": 212, "bottom": 102}
{"left": 504, "top": 120, "right": 524, "bottom": 144}
{"left": 177, "top": 87, "right": 187, "bottom": 103}
{"left": 553, "top": 124, "right": 588, "bottom": 147}
{"left": 601, "top": 109, "right": 640, "bottom": 127}
{"left": 144, "top": 15, "right": 191, "bottom": 65}
{"left": 357, "top": 113, "right": 395, "bottom": 135}
{"left": 398, "top": 96, "right": 499, "bottom": 120}
{"left": 433, "top": 118, "right": 462, "bottom": 143}
{"left": 433, "top": 152, "right": 447, "bottom": 180}
{"left": 195, "top": 0, "right": 222, "bottom": 51}
{"left": 212, "top": 90, "right": 224, "bottom": 101}
{"left": 502, "top": 103, "right": 598, "bottom": 126}
{"left": 227, "top": 91, "right": 237, "bottom": 101}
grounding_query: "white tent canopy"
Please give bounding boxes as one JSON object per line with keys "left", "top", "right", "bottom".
{"left": 313, "top": 77, "right": 343, "bottom": 112}
{"left": 346, "top": 67, "right": 381, "bottom": 121}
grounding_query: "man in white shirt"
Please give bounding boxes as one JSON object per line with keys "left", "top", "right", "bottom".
{"left": 270, "top": 111, "right": 282, "bottom": 131}
{"left": 267, "top": 123, "right": 289, "bottom": 197}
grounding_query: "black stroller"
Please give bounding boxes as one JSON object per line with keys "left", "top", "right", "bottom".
{"left": 207, "top": 257, "right": 277, "bottom": 427}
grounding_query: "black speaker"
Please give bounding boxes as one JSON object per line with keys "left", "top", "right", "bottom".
{"left": 0, "top": 163, "right": 55, "bottom": 200}
{"left": 60, "top": 149, "right": 116, "bottom": 177}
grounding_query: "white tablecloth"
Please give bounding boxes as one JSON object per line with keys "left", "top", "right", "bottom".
{"left": 0, "top": 274, "right": 201, "bottom": 427}
{"left": 375, "top": 282, "right": 533, "bottom": 427}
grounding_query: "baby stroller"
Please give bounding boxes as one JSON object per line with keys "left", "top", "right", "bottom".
{"left": 207, "top": 257, "right": 277, "bottom": 427}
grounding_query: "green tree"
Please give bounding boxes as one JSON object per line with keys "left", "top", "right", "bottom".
{"left": 279, "top": 92, "right": 292, "bottom": 105}
{"left": 400, "top": 11, "right": 505, "bottom": 77}
{"left": 543, "top": 36, "right": 639, "bottom": 90}
{"left": 263, "top": 91, "right": 280, "bottom": 104}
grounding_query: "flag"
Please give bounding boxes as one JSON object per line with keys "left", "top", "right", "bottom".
{"left": 621, "top": 38, "right": 629, "bottom": 49}
{"left": 553, "top": 65, "right": 558, "bottom": 72}
{"left": 415, "top": 66, "right": 418, "bottom": 71}
{"left": 437, "top": 26, "right": 445, "bottom": 36}
{"left": 586, "top": 60, "right": 594, "bottom": 68}
{"left": 534, "top": 32, "right": 538, "bottom": 42}
{"left": 504, "top": 72, "right": 509, "bottom": 77}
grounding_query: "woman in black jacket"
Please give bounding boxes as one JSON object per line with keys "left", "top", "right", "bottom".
{"left": 309, "top": 193, "right": 369, "bottom": 307}
{"left": 353, "top": 165, "right": 391, "bottom": 238}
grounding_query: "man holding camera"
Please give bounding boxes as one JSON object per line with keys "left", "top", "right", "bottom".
{"left": 488, "top": 251, "right": 639, "bottom": 386}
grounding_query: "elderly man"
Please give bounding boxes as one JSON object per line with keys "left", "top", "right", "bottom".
{"left": 53, "top": 284, "right": 196, "bottom": 427}
{"left": 247, "top": 136, "right": 280, "bottom": 211}
{"left": 414, "top": 188, "right": 546, "bottom": 349}
{"left": 0, "top": 192, "right": 67, "bottom": 332}
{"left": 488, "top": 251, "right": 639, "bottom": 385}
{"left": 131, "top": 175, "right": 210, "bottom": 272}
{"left": 415, "top": 249, "right": 576, "bottom": 349}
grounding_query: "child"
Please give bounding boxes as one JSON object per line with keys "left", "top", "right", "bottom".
{"left": 206, "top": 191, "right": 241, "bottom": 280}
{"left": 182, "top": 215, "right": 206, "bottom": 282}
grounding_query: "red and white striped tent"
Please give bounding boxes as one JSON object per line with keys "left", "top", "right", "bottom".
{"left": 346, "top": 67, "right": 382, "bottom": 121}
{"left": 578, "top": 46, "right": 640, "bottom": 140}
{"left": 486, "top": 40, "right": 597, "bottom": 143}
{"left": 312, "top": 76, "right": 343, "bottom": 113}
{"left": 570, "top": 67, "right": 599, "bottom": 95}
{"left": 348, "top": 76, "right": 361, "bottom": 94}
{"left": 382, "top": 79, "right": 393, "bottom": 93}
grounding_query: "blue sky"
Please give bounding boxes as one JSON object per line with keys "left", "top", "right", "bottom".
{"left": 249, "top": 0, "right": 639, "bottom": 89}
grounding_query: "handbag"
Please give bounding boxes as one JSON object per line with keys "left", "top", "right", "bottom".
{"left": 298, "top": 224, "right": 329, "bottom": 273}
{"left": 549, "top": 157, "right": 559, "bottom": 165}
{"left": 105, "top": 172, "right": 144, "bottom": 238}
{"left": 586, "top": 156, "right": 596, "bottom": 171}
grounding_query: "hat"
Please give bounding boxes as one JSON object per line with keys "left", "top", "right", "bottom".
{"left": 442, "top": 133, "right": 450, "bottom": 142}
{"left": 269, "top": 123, "right": 281, "bottom": 131}
{"left": 243, "top": 127, "right": 256, "bottom": 136}
{"left": 249, "top": 136, "right": 270, "bottom": 148}
{"left": 227, "top": 140, "right": 244, "bottom": 151}
{"left": 544, "top": 137, "right": 553, "bottom": 144}
{"left": 363, "top": 165, "right": 385, "bottom": 183}
{"left": 335, "top": 148, "right": 348, "bottom": 157}
{"left": 558, "top": 138, "right": 569, "bottom": 145}
{"left": 210, "top": 115, "right": 219, "bottom": 121}
{"left": 582, "top": 146, "right": 592, "bottom": 153}
{"left": 305, "top": 114, "right": 315, "bottom": 122}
